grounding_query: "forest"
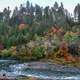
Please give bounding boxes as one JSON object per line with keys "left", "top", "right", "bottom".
{"left": 0, "top": 1, "right": 80, "bottom": 80}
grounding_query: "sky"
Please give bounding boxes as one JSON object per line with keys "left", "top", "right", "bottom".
{"left": 0, "top": 0, "right": 80, "bottom": 14}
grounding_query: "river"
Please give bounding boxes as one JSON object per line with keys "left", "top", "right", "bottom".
{"left": 0, "top": 60, "right": 80, "bottom": 80}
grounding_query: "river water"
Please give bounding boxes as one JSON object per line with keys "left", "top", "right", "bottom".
{"left": 0, "top": 60, "right": 80, "bottom": 80}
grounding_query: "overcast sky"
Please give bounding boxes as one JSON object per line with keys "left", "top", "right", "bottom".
{"left": 0, "top": 0, "right": 80, "bottom": 14}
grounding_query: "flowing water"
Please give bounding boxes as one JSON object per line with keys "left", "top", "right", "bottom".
{"left": 0, "top": 60, "right": 80, "bottom": 80}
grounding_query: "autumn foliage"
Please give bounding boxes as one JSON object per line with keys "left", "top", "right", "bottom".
{"left": 18, "top": 23, "right": 28, "bottom": 30}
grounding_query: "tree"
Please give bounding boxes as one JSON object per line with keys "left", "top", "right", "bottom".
{"left": 0, "top": 12, "right": 3, "bottom": 22}
{"left": 29, "top": 3, "right": 35, "bottom": 24}
{"left": 26, "top": 0, "right": 30, "bottom": 14}
{"left": 74, "top": 3, "right": 80, "bottom": 23}
{"left": 20, "top": 4, "right": 26, "bottom": 15}
{"left": 54, "top": 2, "right": 59, "bottom": 11}
{"left": 44, "top": 6, "right": 50, "bottom": 24}
{"left": 35, "top": 4, "right": 42, "bottom": 21}
{"left": 13, "top": 7, "right": 19, "bottom": 17}
{"left": 60, "top": 2, "right": 64, "bottom": 9}
{"left": 3, "top": 7, "right": 11, "bottom": 23}
{"left": 58, "top": 2, "right": 64, "bottom": 15}
{"left": 30, "top": 3, "right": 34, "bottom": 15}
{"left": 9, "top": 15, "right": 21, "bottom": 26}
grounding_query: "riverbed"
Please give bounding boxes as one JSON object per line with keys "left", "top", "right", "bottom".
{"left": 0, "top": 60, "right": 80, "bottom": 80}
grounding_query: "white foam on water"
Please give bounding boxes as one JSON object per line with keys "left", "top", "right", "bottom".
{"left": 63, "top": 76, "right": 80, "bottom": 80}
{"left": 0, "top": 60, "right": 80, "bottom": 80}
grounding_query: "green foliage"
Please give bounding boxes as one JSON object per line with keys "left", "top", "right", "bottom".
{"left": 64, "top": 32, "right": 79, "bottom": 43}
{"left": 1, "top": 49, "right": 12, "bottom": 57}
{"left": 9, "top": 16, "right": 21, "bottom": 26}
{"left": 23, "top": 15, "right": 33, "bottom": 25}
{"left": 31, "top": 46, "right": 45, "bottom": 59}
{"left": 0, "top": 1, "right": 80, "bottom": 60}
{"left": 33, "top": 34, "right": 42, "bottom": 41}
{"left": 16, "top": 77, "right": 37, "bottom": 80}
{"left": 0, "top": 22, "right": 9, "bottom": 35}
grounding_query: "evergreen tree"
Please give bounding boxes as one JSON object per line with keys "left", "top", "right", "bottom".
{"left": 26, "top": 0, "right": 30, "bottom": 14}
{"left": 54, "top": 2, "right": 59, "bottom": 11}
{"left": 74, "top": 3, "right": 80, "bottom": 23}
{"left": 35, "top": 4, "right": 42, "bottom": 21}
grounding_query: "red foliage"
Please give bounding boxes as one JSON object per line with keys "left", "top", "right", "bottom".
{"left": 59, "top": 41, "right": 68, "bottom": 51}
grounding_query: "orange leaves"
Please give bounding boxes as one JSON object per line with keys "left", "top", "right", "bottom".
{"left": 56, "top": 41, "right": 76, "bottom": 61}
{"left": 47, "top": 26, "right": 63, "bottom": 37}
{"left": 18, "top": 23, "right": 27, "bottom": 30}
{"left": 64, "top": 53, "right": 76, "bottom": 62}
{"left": 48, "top": 27, "right": 58, "bottom": 34}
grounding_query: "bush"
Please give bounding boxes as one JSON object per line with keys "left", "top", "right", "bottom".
{"left": 1, "top": 49, "right": 12, "bottom": 57}
{"left": 64, "top": 31, "right": 79, "bottom": 43}
{"left": 15, "top": 45, "right": 32, "bottom": 60}
{"left": 31, "top": 46, "right": 45, "bottom": 59}
{"left": 68, "top": 43, "right": 79, "bottom": 56}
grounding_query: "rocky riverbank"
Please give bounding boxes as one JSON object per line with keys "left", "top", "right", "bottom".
{"left": 0, "top": 76, "right": 40, "bottom": 80}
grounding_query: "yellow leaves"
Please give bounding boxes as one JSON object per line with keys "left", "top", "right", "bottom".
{"left": 16, "top": 77, "right": 38, "bottom": 80}
{"left": 11, "top": 46, "right": 16, "bottom": 51}
{"left": 65, "top": 31, "right": 77, "bottom": 36}
{"left": 65, "top": 32, "right": 69, "bottom": 36}
{"left": 1, "top": 49, "right": 12, "bottom": 57}
{"left": 0, "top": 46, "right": 17, "bottom": 57}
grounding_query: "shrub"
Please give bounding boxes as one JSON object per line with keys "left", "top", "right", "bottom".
{"left": 31, "top": 46, "right": 45, "bottom": 59}
{"left": 15, "top": 45, "right": 32, "bottom": 60}
{"left": 68, "top": 43, "right": 79, "bottom": 56}
{"left": 1, "top": 49, "right": 12, "bottom": 57}
{"left": 64, "top": 31, "right": 79, "bottom": 43}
